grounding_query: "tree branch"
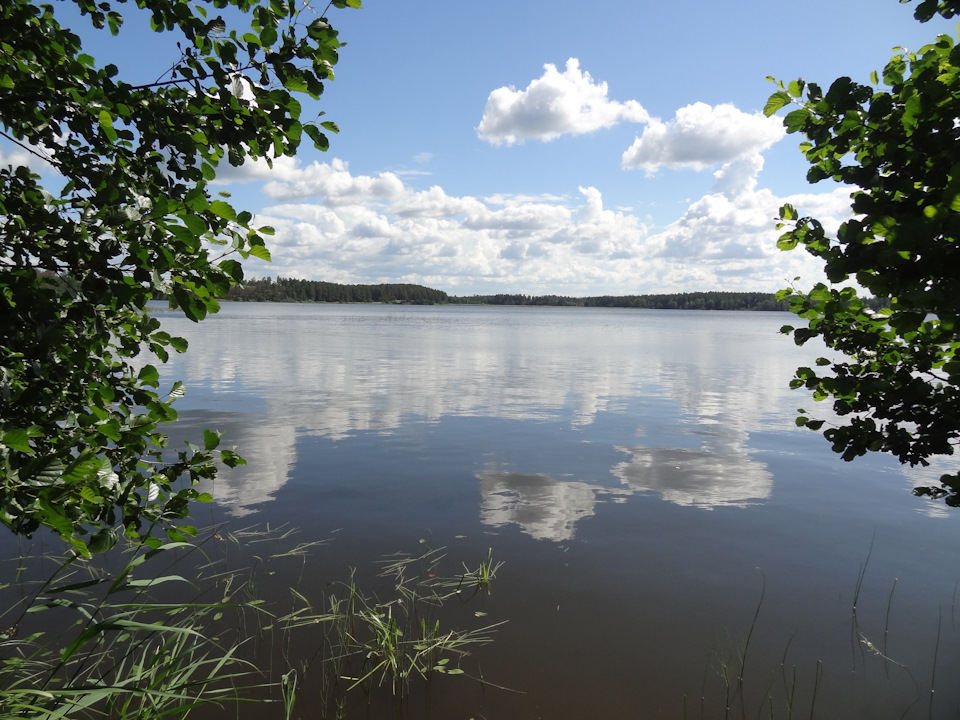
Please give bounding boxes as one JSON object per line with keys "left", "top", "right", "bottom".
{"left": 0, "top": 129, "right": 59, "bottom": 169}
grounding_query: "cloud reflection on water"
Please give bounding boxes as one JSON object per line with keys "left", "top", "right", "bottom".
{"left": 478, "top": 470, "right": 629, "bottom": 541}
{"left": 169, "top": 412, "right": 299, "bottom": 517}
{"left": 476, "top": 432, "right": 771, "bottom": 542}
{"left": 611, "top": 446, "right": 771, "bottom": 509}
{"left": 153, "top": 305, "right": 809, "bottom": 526}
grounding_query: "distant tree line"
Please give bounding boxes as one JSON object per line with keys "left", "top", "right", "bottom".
{"left": 224, "top": 278, "right": 891, "bottom": 312}
{"left": 228, "top": 277, "right": 450, "bottom": 304}
{"left": 451, "top": 291, "right": 789, "bottom": 311}
{"left": 588, "top": 292, "right": 787, "bottom": 311}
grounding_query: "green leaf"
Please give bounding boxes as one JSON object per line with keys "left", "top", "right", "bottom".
{"left": 902, "top": 94, "right": 922, "bottom": 131}
{"left": 220, "top": 258, "right": 244, "bottom": 282}
{"left": 210, "top": 199, "right": 237, "bottom": 222}
{"left": 106, "top": 11, "right": 122, "bottom": 35}
{"left": 37, "top": 499, "right": 74, "bottom": 539}
{"left": 763, "top": 91, "right": 792, "bottom": 117}
{"left": 183, "top": 213, "right": 207, "bottom": 235}
{"left": 783, "top": 109, "right": 808, "bottom": 132}
{"left": 304, "top": 124, "right": 330, "bottom": 151}
{"left": 2, "top": 427, "right": 42, "bottom": 453}
{"left": 777, "top": 232, "right": 800, "bottom": 251}
{"left": 0, "top": 0, "right": 353, "bottom": 543}
{"left": 99, "top": 420, "right": 121, "bottom": 442}
{"left": 248, "top": 243, "right": 272, "bottom": 261}
{"left": 88, "top": 528, "right": 118, "bottom": 554}
{"left": 184, "top": 188, "right": 209, "bottom": 212}
{"left": 98, "top": 109, "right": 117, "bottom": 142}
{"left": 260, "top": 26, "right": 278, "bottom": 46}
{"left": 138, "top": 364, "right": 160, "bottom": 387}
{"left": 220, "top": 449, "right": 246, "bottom": 467}
{"left": 203, "top": 429, "right": 221, "bottom": 451}
{"left": 283, "top": 75, "right": 309, "bottom": 93}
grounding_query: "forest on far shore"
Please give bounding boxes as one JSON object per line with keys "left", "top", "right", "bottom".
{"left": 226, "top": 276, "right": 800, "bottom": 310}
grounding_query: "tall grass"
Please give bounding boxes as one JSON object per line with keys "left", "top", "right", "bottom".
{"left": 0, "top": 529, "right": 506, "bottom": 720}
{"left": 277, "top": 544, "right": 507, "bottom": 718}
{"left": 0, "top": 529, "right": 266, "bottom": 719}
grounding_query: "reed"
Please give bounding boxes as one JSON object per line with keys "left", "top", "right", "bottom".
{"left": 278, "top": 544, "right": 506, "bottom": 716}
{"left": 458, "top": 547, "right": 504, "bottom": 595}
{"left": 0, "top": 529, "right": 266, "bottom": 719}
{"left": 0, "top": 529, "right": 507, "bottom": 720}
{"left": 697, "top": 551, "right": 959, "bottom": 720}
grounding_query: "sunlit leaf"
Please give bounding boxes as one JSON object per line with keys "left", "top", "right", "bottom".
{"left": 763, "top": 91, "right": 792, "bottom": 116}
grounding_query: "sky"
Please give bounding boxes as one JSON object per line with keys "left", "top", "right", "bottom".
{"left": 6, "top": 0, "right": 958, "bottom": 296}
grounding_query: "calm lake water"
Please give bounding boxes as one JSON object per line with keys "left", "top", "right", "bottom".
{"left": 149, "top": 302, "right": 959, "bottom": 719}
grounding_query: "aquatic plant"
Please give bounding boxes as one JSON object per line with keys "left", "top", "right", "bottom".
{"left": 0, "top": 524, "right": 508, "bottom": 720}
{"left": 691, "top": 557, "right": 958, "bottom": 720}
{"left": 458, "top": 547, "right": 504, "bottom": 595}
{"left": 0, "top": 530, "right": 265, "bottom": 719}
{"left": 278, "top": 545, "right": 506, "bottom": 716}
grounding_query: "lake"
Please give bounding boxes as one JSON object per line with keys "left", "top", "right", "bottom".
{"left": 150, "top": 302, "right": 959, "bottom": 719}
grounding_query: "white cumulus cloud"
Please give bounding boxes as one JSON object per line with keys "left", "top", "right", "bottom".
{"left": 640, "top": 154, "right": 851, "bottom": 289}
{"left": 390, "top": 185, "right": 486, "bottom": 219}
{"left": 226, "top": 156, "right": 850, "bottom": 297}
{"left": 0, "top": 140, "right": 58, "bottom": 174}
{"left": 262, "top": 158, "right": 406, "bottom": 204}
{"left": 477, "top": 58, "right": 649, "bottom": 146}
{"left": 621, "top": 102, "right": 785, "bottom": 173}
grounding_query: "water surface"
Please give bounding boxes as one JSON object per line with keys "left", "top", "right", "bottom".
{"left": 153, "top": 303, "right": 960, "bottom": 718}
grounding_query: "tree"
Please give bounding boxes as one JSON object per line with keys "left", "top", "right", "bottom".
{"left": 765, "top": 0, "right": 960, "bottom": 504}
{"left": 0, "top": 0, "right": 359, "bottom": 554}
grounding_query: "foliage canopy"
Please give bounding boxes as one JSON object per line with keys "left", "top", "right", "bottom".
{"left": 0, "top": 0, "right": 358, "bottom": 553}
{"left": 766, "top": 0, "right": 960, "bottom": 503}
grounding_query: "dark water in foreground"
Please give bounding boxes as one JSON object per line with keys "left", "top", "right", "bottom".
{"left": 83, "top": 305, "right": 960, "bottom": 716}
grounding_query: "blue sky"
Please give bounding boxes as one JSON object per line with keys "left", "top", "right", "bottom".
{"left": 5, "top": 0, "right": 956, "bottom": 295}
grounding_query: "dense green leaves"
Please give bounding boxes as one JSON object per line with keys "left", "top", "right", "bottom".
{"left": 767, "top": 0, "right": 960, "bottom": 504}
{"left": 0, "top": 0, "right": 358, "bottom": 550}
{"left": 903, "top": 0, "right": 960, "bottom": 21}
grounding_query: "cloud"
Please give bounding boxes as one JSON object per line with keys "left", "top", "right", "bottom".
{"left": 483, "top": 192, "right": 569, "bottom": 207}
{"left": 621, "top": 102, "right": 785, "bottom": 172}
{"left": 390, "top": 185, "right": 486, "bottom": 218}
{"left": 0, "top": 145, "right": 39, "bottom": 170}
{"left": 211, "top": 155, "right": 300, "bottom": 184}
{"left": 638, "top": 154, "right": 852, "bottom": 290}
{"left": 462, "top": 200, "right": 571, "bottom": 232}
{"left": 477, "top": 58, "right": 649, "bottom": 145}
{"left": 228, "top": 156, "right": 850, "bottom": 296}
{"left": 710, "top": 153, "right": 764, "bottom": 198}
{"left": 645, "top": 155, "right": 787, "bottom": 261}
{"left": 261, "top": 158, "right": 406, "bottom": 204}
{"left": 254, "top": 172, "right": 649, "bottom": 292}
{"left": 0, "top": 140, "right": 58, "bottom": 175}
